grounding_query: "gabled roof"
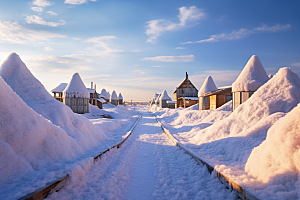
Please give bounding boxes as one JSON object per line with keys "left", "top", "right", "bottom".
{"left": 173, "top": 78, "right": 198, "bottom": 93}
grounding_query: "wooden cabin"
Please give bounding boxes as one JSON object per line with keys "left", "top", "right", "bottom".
{"left": 118, "top": 93, "right": 123, "bottom": 105}
{"left": 177, "top": 97, "right": 199, "bottom": 108}
{"left": 202, "top": 87, "right": 232, "bottom": 110}
{"left": 110, "top": 91, "right": 119, "bottom": 106}
{"left": 173, "top": 72, "right": 198, "bottom": 108}
{"left": 51, "top": 83, "right": 67, "bottom": 102}
{"left": 232, "top": 55, "right": 269, "bottom": 111}
{"left": 166, "top": 101, "right": 176, "bottom": 109}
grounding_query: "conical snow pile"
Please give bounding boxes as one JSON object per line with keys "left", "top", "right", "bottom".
{"left": 0, "top": 76, "right": 75, "bottom": 183}
{"left": 118, "top": 93, "right": 123, "bottom": 100}
{"left": 160, "top": 90, "right": 171, "bottom": 100}
{"left": 100, "top": 89, "right": 108, "bottom": 99}
{"left": 110, "top": 91, "right": 118, "bottom": 105}
{"left": 232, "top": 55, "right": 269, "bottom": 92}
{"left": 63, "top": 73, "right": 89, "bottom": 98}
{"left": 106, "top": 92, "right": 110, "bottom": 102}
{"left": 198, "top": 76, "right": 217, "bottom": 97}
{"left": 0, "top": 53, "right": 107, "bottom": 152}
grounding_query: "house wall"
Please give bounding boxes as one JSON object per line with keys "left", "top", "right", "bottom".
{"left": 199, "top": 96, "right": 210, "bottom": 110}
{"left": 232, "top": 91, "right": 254, "bottom": 111}
{"left": 64, "top": 97, "right": 89, "bottom": 114}
{"left": 160, "top": 99, "right": 169, "bottom": 108}
{"left": 111, "top": 99, "right": 118, "bottom": 106}
{"left": 167, "top": 103, "right": 175, "bottom": 109}
{"left": 119, "top": 99, "right": 123, "bottom": 105}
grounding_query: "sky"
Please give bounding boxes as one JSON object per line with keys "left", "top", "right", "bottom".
{"left": 0, "top": 0, "right": 299, "bottom": 101}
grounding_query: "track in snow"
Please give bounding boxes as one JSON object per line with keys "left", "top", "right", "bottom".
{"left": 47, "top": 109, "right": 237, "bottom": 200}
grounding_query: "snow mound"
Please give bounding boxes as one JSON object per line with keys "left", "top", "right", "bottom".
{"left": 216, "top": 100, "right": 232, "bottom": 111}
{"left": 118, "top": 93, "right": 123, "bottom": 100}
{"left": 160, "top": 90, "right": 171, "bottom": 100}
{"left": 0, "top": 76, "right": 75, "bottom": 183}
{"left": 111, "top": 91, "right": 118, "bottom": 100}
{"left": 245, "top": 103, "right": 300, "bottom": 183}
{"left": 193, "top": 67, "right": 300, "bottom": 144}
{"left": 232, "top": 55, "right": 269, "bottom": 92}
{"left": 0, "top": 53, "right": 107, "bottom": 150}
{"left": 64, "top": 73, "right": 89, "bottom": 98}
{"left": 100, "top": 89, "right": 108, "bottom": 98}
{"left": 198, "top": 76, "right": 217, "bottom": 97}
{"left": 186, "top": 103, "right": 199, "bottom": 110}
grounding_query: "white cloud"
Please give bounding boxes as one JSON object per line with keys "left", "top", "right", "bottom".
{"left": 84, "top": 36, "right": 123, "bottom": 53}
{"left": 0, "top": 20, "right": 65, "bottom": 44}
{"left": 72, "top": 37, "right": 81, "bottom": 40}
{"left": 132, "top": 70, "right": 146, "bottom": 75}
{"left": 291, "top": 62, "right": 300, "bottom": 67}
{"left": 182, "top": 23, "right": 291, "bottom": 44}
{"left": 146, "top": 6, "right": 207, "bottom": 43}
{"left": 142, "top": 55, "right": 194, "bottom": 62}
{"left": 32, "top": 0, "right": 54, "bottom": 7}
{"left": 26, "top": 15, "right": 66, "bottom": 27}
{"left": 31, "top": 7, "right": 44, "bottom": 12}
{"left": 47, "top": 11, "right": 57, "bottom": 16}
{"left": 64, "top": 0, "right": 96, "bottom": 5}
{"left": 176, "top": 47, "right": 186, "bottom": 49}
{"left": 43, "top": 47, "right": 53, "bottom": 51}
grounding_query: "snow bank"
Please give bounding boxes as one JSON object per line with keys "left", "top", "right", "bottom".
{"left": 193, "top": 67, "right": 300, "bottom": 144}
{"left": 159, "top": 90, "right": 171, "bottom": 100}
{"left": 0, "top": 53, "right": 107, "bottom": 152}
{"left": 245, "top": 103, "right": 300, "bottom": 183}
{"left": 0, "top": 76, "right": 75, "bottom": 183}
{"left": 111, "top": 90, "right": 118, "bottom": 100}
{"left": 198, "top": 76, "right": 217, "bottom": 97}
{"left": 232, "top": 55, "right": 269, "bottom": 92}
{"left": 118, "top": 93, "right": 123, "bottom": 100}
{"left": 64, "top": 73, "right": 89, "bottom": 98}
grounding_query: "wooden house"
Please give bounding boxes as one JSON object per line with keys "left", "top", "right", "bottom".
{"left": 202, "top": 87, "right": 232, "bottom": 110}
{"left": 198, "top": 76, "right": 217, "bottom": 110}
{"left": 51, "top": 83, "right": 67, "bottom": 102}
{"left": 173, "top": 72, "right": 198, "bottom": 108}
{"left": 232, "top": 55, "right": 269, "bottom": 111}
{"left": 63, "top": 73, "right": 89, "bottom": 114}
{"left": 166, "top": 100, "right": 176, "bottom": 109}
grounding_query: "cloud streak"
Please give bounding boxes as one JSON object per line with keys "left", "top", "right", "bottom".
{"left": 146, "top": 6, "right": 207, "bottom": 43}
{"left": 31, "top": 0, "right": 54, "bottom": 12}
{"left": 142, "top": 55, "right": 194, "bottom": 62}
{"left": 0, "top": 20, "right": 65, "bottom": 44}
{"left": 84, "top": 36, "right": 123, "bottom": 53}
{"left": 64, "top": 0, "right": 97, "bottom": 5}
{"left": 182, "top": 23, "right": 291, "bottom": 44}
{"left": 26, "top": 15, "right": 66, "bottom": 27}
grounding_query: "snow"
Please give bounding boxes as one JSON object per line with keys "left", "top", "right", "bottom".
{"left": 182, "top": 97, "right": 199, "bottom": 100}
{"left": 155, "top": 94, "right": 161, "bottom": 103}
{"left": 198, "top": 76, "right": 217, "bottom": 97}
{"left": 63, "top": 73, "right": 90, "bottom": 98}
{"left": 100, "top": 89, "right": 108, "bottom": 99}
{"left": 86, "top": 88, "right": 96, "bottom": 93}
{"left": 99, "top": 98, "right": 106, "bottom": 103}
{"left": 150, "top": 67, "right": 300, "bottom": 199}
{"left": 167, "top": 100, "right": 176, "bottom": 103}
{"left": 245, "top": 103, "right": 300, "bottom": 183}
{"left": 232, "top": 55, "right": 269, "bottom": 92}
{"left": 159, "top": 90, "right": 171, "bottom": 100}
{"left": 111, "top": 90, "right": 118, "bottom": 100}
{"left": 107, "top": 91, "right": 111, "bottom": 100}
{"left": 119, "top": 93, "right": 123, "bottom": 100}
{"left": 51, "top": 83, "right": 68, "bottom": 93}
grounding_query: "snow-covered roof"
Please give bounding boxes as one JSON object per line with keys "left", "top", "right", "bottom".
{"left": 86, "top": 88, "right": 96, "bottom": 93}
{"left": 106, "top": 92, "right": 110, "bottom": 99}
{"left": 99, "top": 98, "right": 106, "bottom": 103}
{"left": 100, "top": 89, "right": 108, "bottom": 98}
{"left": 181, "top": 97, "right": 199, "bottom": 100}
{"left": 63, "top": 73, "right": 89, "bottom": 98}
{"left": 51, "top": 83, "right": 68, "bottom": 93}
{"left": 118, "top": 93, "right": 123, "bottom": 100}
{"left": 232, "top": 55, "right": 269, "bottom": 92}
{"left": 160, "top": 90, "right": 172, "bottom": 100}
{"left": 203, "top": 86, "right": 231, "bottom": 97}
{"left": 166, "top": 100, "right": 176, "bottom": 104}
{"left": 155, "top": 94, "right": 161, "bottom": 103}
{"left": 198, "top": 76, "right": 217, "bottom": 97}
{"left": 111, "top": 91, "right": 118, "bottom": 100}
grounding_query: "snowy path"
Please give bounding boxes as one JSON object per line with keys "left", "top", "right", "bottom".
{"left": 47, "top": 110, "right": 236, "bottom": 200}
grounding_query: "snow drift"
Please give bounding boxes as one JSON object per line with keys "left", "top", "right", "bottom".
{"left": 0, "top": 76, "right": 75, "bottom": 183}
{"left": 245, "top": 103, "right": 300, "bottom": 183}
{"left": 193, "top": 67, "right": 300, "bottom": 144}
{"left": 232, "top": 55, "right": 269, "bottom": 92}
{"left": 0, "top": 53, "right": 107, "bottom": 152}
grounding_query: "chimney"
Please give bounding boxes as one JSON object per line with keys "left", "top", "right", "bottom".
{"left": 186, "top": 72, "right": 188, "bottom": 79}
{"left": 91, "top": 82, "right": 93, "bottom": 89}
{"left": 94, "top": 84, "right": 96, "bottom": 91}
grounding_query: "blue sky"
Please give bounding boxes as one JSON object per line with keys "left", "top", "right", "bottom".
{"left": 0, "top": 0, "right": 299, "bottom": 101}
